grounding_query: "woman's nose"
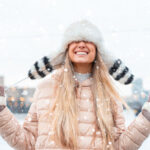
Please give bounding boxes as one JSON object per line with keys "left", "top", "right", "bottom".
{"left": 78, "top": 41, "right": 86, "bottom": 49}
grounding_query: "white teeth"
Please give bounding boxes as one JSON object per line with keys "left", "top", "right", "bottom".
{"left": 76, "top": 52, "right": 88, "bottom": 55}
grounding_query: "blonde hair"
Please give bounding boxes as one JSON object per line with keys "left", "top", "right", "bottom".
{"left": 43, "top": 49, "right": 127, "bottom": 150}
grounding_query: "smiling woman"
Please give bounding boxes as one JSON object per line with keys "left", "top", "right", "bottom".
{"left": 68, "top": 41, "right": 96, "bottom": 73}
{"left": 0, "top": 20, "right": 150, "bottom": 150}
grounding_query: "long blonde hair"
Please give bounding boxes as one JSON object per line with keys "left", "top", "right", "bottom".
{"left": 44, "top": 49, "right": 127, "bottom": 149}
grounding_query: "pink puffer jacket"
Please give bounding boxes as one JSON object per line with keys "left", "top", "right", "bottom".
{"left": 0, "top": 68, "right": 150, "bottom": 150}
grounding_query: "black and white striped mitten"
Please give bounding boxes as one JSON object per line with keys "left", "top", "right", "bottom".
{"left": 28, "top": 56, "right": 134, "bottom": 85}
{"left": 109, "top": 59, "right": 134, "bottom": 85}
{"left": 28, "top": 56, "right": 53, "bottom": 80}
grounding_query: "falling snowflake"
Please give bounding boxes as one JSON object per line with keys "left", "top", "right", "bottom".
{"left": 48, "top": 131, "right": 54, "bottom": 136}
{"left": 108, "top": 141, "right": 112, "bottom": 145}
{"left": 96, "top": 131, "right": 101, "bottom": 135}
{"left": 22, "top": 90, "right": 28, "bottom": 96}
{"left": 28, "top": 117, "right": 32, "bottom": 122}
{"left": 92, "top": 128, "right": 95, "bottom": 132}
{"left": 96, "top": 66, "right": 99, "bottom": 69}
{"left": 64, "top": 68, "right": 68, "bottom": 72}
{"left": 84, "top": 116, "right": 87, "bottom": 120}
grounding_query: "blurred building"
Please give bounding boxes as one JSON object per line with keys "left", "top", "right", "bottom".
{"left": 132, "top": 78, "right": 143, "bottom": 94}
{"left": 0, "top": 76, "right": 4, "bottom": 86}
{"left": 126, "top": 78, "right": 150, "bottom": 115}
{"left": 1, "top": 76, "right": 36, "bottom": 113}
{"left": 6, "top": 87, "right": 35, "bottom": 113}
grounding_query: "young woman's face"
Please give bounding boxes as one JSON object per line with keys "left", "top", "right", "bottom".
{"left": 68, "top": 41, "right": 96, "bottom": 64}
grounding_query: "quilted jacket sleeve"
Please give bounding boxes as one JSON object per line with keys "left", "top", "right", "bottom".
{"left": 0, "top": 88, "right": 40, "bottom": 150}
{"left": 114, "top": 101, "right": 150, "bottom": 150}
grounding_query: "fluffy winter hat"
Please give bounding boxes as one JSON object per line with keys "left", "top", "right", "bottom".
{"left": 28, "top": 20, "right": 134, "bottom": 85}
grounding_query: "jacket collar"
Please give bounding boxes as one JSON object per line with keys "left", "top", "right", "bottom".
{"left": 75, "top": 77, "right": 93, "bottom": 87}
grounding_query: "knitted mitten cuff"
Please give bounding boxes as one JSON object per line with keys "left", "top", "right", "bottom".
{"left": 142, "top": 102, "right": 150, "bottom": 113}
{"left": 0, "top": 96, "right": 6, "bottom": 106}
{"left": 142, "top": 102, "right": 150, "bottom": 122}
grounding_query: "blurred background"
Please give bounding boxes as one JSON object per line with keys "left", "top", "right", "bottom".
{"left": 0, "top": 0, "right": 150, "bottom": 149}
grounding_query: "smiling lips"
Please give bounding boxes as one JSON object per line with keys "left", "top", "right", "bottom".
{"left": 74, "top": 50, "right": 89, "bottom": 56}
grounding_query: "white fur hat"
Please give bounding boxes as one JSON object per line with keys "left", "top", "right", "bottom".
{"left": 28, "top": 20, "right": 134, "bottom": 85}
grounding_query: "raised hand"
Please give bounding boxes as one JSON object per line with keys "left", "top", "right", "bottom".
{"left": 148, "top": 96, "right": 150, "bottom": 103}
{"left": 142, "top": 96, "right": 150, "bottom": 121}
{"left": 0, "top": 86, "right": 6, "bottom": 111}
{"left": 0, "top": 86, "right": 4, "bottom": 96}
{"left": 28, "top": 56, "right": 53, "bottom": 80}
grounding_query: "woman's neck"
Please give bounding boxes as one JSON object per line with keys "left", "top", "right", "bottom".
{"left": 73, "top": 63, "right": 92, "bottom": 73}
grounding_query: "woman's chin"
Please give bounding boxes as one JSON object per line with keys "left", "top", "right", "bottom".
{"left": 73, "top": 61, "right": 91, "bottom": 65}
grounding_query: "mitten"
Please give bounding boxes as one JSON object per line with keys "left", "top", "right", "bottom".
{"left": 28, "top": 56, "right": 54, "bottom": 79}
{"left": 142, "top": 96, "right": 150, "bottom": 122}
{"left": 0, "top": 86, "right": 6, "bottom": 112}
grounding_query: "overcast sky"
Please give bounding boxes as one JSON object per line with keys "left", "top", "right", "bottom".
{"left": 0, "top": 0, "right": 150, "bottom": 96}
